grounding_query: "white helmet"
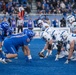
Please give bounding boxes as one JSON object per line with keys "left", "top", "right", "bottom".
{"left": 52, "top": 30, "right": 59, "bottom": 37}
{"left": 40, "top": 31, "right": 52, "bottom": 42}
{"left": 67, "top": 15, "right": 75, "bottom": 24}
{"left": 45, "top": 27, "right": 54, "bottom": 34}
{"left": 61, "top": 31, "right": 68, "bottom": 40}
{"left": 38, "top": 20, "right": 43, "bottom": 24}
{"left": 72, "top": 22, "right": 76, "bottom": 27}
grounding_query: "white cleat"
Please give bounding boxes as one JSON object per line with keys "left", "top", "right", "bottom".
{"left": 40, "top": 57, "right": 44, "bottom": 59}
{"left": 1, "top": 59, "right": 7, "bottom": 64}
{"left": 49, "top": 51, "right": 52, "bottom": 56}
{"left": 55, "top": 58, "right": 59, "bottom": 61}
{"left": 70, "top": 56, "right": 74, "bottom": 59}
{"left": 64, "top": 60, "right": 69, "bottom": 64}
{"left": 44, "top": 56, "right": 48, "bottom": 58}
{"left": 55, "top": 55, "right": 59, "bottom": 61}
{"left": 58, "top": 54, "right": 65, "bottom": 58}
{"left": 5, "top": 59, "right": 12, "bottom": 62}
{"left": 0, "top": 58, "right": 2, "bottom": 62}
{"left": 71, "top": 57, "right": 76, "bottom": 61}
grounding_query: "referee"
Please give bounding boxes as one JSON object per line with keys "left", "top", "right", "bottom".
{"left": 17, "top": 18, "right": 24, "bottom": 33}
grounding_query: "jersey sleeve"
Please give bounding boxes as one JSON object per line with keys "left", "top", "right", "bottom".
{"left": 23, "top": 36, "right": 30, "bottom": 46}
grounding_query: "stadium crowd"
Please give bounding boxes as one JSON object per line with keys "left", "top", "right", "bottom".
{"left": 36, "top": 0, "right": 76, "bottom": 14}
{"left": 0, "top": 0, "right": 76, "bottom": 15}
{"left": 0, "top": 0, "right": 31, "bottom": 14}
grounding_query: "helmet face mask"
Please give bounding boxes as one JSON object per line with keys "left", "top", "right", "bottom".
{"left": 38, "top": 20, "right": 43, "bottom": 24}
{"left": 23, "top": 29, "right": 35, "bottom": 39}
{"left": 62, "top": 35, "right": 67, "bottom": 40}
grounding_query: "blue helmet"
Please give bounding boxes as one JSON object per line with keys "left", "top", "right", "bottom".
{"left": 23, "top": 29, "right": 29, "bottom": 34}
{"left": 1, "top": 22, "right": 9, "bottom": 30}
{"left": 7, "top": 27, "right": 14, "bottom": 36}
{"left": 23, "top": 29, "right": 35, "bottom": 38}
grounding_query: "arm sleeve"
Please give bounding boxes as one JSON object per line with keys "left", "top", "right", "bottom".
{"left": 23, "top": 37, "right": 30, "bottom": 46}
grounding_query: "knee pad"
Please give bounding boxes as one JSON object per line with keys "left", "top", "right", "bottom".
{"left": 48, "top": 44, "right": 52, "bottom": 50}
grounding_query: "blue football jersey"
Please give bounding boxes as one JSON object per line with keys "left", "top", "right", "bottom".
{"left": 4, "top": 34, "right": 30, "bottom": 47}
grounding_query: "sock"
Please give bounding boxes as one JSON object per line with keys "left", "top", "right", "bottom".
{"left": 28, "top": 55, "right": 32, "bottom": 60}
{"left": 45, "top": 52, "right": 49, "bottom": 57}
{"left": 40, "top": 49, "right": 45, "bottom": 53}
{"left": 0, "top": 52, "right": 6, "bottom": 59}
{"left": 56, "top": 54, "right": 59, "bottom": 59}
{"left": 49, "top": 50, "right": 52, "bottom": 55}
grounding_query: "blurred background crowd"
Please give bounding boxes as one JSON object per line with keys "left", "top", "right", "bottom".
{"left": 36, "top": 0, "right": 76, "bottom": 14}
{"left": 0, "top": 0, "right": 76, "bottom": 14}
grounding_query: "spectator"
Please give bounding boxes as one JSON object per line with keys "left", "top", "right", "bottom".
{"left": 45, "top": 17, "right": 51, "bottom": 26}
{"left": 51, "top": 18, "right": 59, "bottom": 27}
{"left": 60, "top": 1, "right": 66, "bottom": 9}
{"left": 60, "top": 17, "right": 66, "bottom": 27}
{"left": 17, "top": 18, "right": 24, "bottom": 33}
{"left": 28, "top": 0, "right": 32, "bottom": 9}
{"left": 37, "top": 2, "right": 42, "bottom": 13}
{"left": 18, "top": 5, "right": 25, "bottom": 19}
{"left": 11, "top": 17, "right": 17, "bottom": 33}
{"left": 27, "top": 18, "right": 34, "bottom": 30}
{"left": 1, "top": 2, "right": 6, "bottom": 12}
{"left": 25, "top": 5, "right": 31, "bottom": 14}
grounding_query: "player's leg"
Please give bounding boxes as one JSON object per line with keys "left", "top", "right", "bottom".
{"left": 55, "top": 41, "right": 63, "bottom": 61}
{"left": 45, "top": 41, "right": 53, "bottom": 58}
{"left": 71, "top": 44, "right": 76, "bottom": 61}
{"left": 65, "top": 41, "right": 74, "bottom": 64}
{"left": 5, "top": 45, "right": 18, "bottom": 59}
{"left": 23, "top": 46, "right": 32, "bottom": 62}
{"left": 38, "top": 42, "right": 48, "bottom": 58}
{"left": 0, "top": 41, "right": 8, "bottom": 64}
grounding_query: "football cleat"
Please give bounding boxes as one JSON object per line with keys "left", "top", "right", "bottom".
{"left": 5, "top": 59, "right": 12, "bottom": 62}
{"left": 38, "top": 52, "right": 45, "bottom": 58}
{"left": 71, "top": 57, "right": 76, "bottom": 61}
{"left": 58, "top": 54, "right": 65, "bottom": 58}
{"left": 1, "top": 59, "right": 7, "bottom": 64}
{"left": 55, "top": 55, "right": 59, "bottom": 61}
{"left": 64, "top": 60, "right": 69, "bottom": 64}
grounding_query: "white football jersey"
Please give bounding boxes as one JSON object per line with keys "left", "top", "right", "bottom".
{"left": 40, "top": 31, "right": 52, "bottom": 42}
{"left": 45, "top": 27, "right": 60, "bottom": 41}
{"left": 45, "top": 27, "right": 54, "bottom": 34}
{"left": 67, "top": 33, "right": 76, "bottom": 43}
{"left": 42, "top": 22, "right": 50, "bottom": 31}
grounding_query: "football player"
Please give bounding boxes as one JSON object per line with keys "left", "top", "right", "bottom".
{"left": 2, "top": 29, "right": 35, "bottom": 63}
